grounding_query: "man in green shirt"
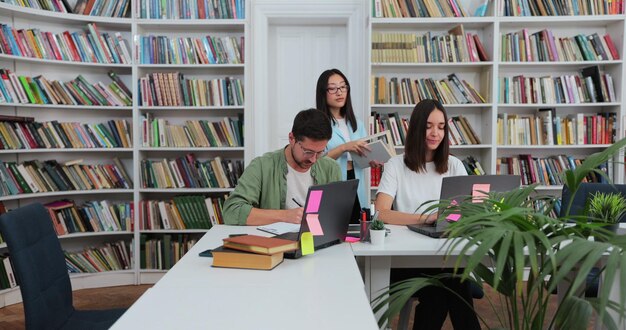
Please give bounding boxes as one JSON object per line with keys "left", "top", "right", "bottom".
{"left": 223, "top": 109, "right": 341, "bottom": 225}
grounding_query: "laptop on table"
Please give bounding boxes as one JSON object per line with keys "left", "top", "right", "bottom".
{"left": 273, "top": 179, "right": 359, "bottom": 259}
{"left": 407, "top": 175, "right": 521, "bottom": 238}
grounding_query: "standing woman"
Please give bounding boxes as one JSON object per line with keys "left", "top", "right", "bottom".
{"left": 375, "top": 99, "right": 480, "bottom": 330}
{"left": 316, "top": 68, "right": 376, "bottom": 207}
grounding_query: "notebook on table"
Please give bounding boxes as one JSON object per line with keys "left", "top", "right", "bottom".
{"left": 269, "top": 179, "right": 359, "bottom": 259}
{"left": 407, "top": 175, "right": 521, "bottom": 238}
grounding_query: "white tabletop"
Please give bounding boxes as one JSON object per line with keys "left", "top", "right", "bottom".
{"left": 112, "top": 225, "right": 378, "bottom": 330}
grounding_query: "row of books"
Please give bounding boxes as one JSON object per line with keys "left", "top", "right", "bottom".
{"left": 138, "top": 73, "right": 243, "bottom": 107}
{"left": 370, "top": 111, "right": 481, "bottom": 147}
{"left": 499, "top": 0, "right": 623, "bottom": 16}
{"left": 0, "top": 255, "right": 16, "bottom": 290}
{"left": 140, "top": 155, "right": 243, "bottom": 189}
{"left": 500, "top": 30, "right": 619, "bottom": 62}
{"left": 0, "top": 158, "right": 132, "bottom": 197}
{"left": 448, "top": 115, "right": 482, "bottom": 145}
{"left": 139, "top": 194, "right": 225, "bottom": 230}
{"left": 0, "top": 23, "right": 132, "bottom": 64}
{"left": 371, "top": 28, "right": 488, "bottom": 63}
{"left": 497, "top": 154, "right": 611, "bottom": 185}
{"left": 371, "top": 74, "right": 486, "bottom": 105}
{"left": 138, "top": 35, "right": 243, "bottom": 65}
{"left": 65, "top": 240, "right": 132, "bottom": 273}
{"left": 497, "top": 111, "right": 617, "bottom": 145}
{"left": 45, "top": 199, "right": 132, "bottom": 235}
{"left": 499, "top": 71, "right": 616, "bottom": 104}
{"left": 138, "top": 0, "right": 245, "bottom": 19}
{"left": 373, "top": 0, "right": 472, "bottom": 17}
{"left": 0, "top": 69, "right": 132, "bottom": 106}
{"left": 1, "top": 0, "right": 130, "bottom": 17}
{"left": 0, "top": 117, "right": 131, "bottom": 150}
{"left": 140, "top": 234, "right": 197, "bottom": 270}
{"left": 141, "top": 114, "right": 243, "bottom": 148}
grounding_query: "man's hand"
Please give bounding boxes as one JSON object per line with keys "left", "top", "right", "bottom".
{"left": 281, "top": 208, "right": 304, "bottom": 224}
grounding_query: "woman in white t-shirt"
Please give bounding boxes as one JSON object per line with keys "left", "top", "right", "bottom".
{"left": 316, "top": 69, "right": 380, "bottom": 207}
{"left": 375, "top": 99, "right": 480, "bottom": 330}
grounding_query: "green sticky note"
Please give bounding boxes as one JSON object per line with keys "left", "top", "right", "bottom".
{"left": 300, "top": 232, "right": 314, "bottom": 255}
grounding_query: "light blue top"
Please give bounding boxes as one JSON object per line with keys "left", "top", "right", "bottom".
{"left": 326, "top": 118, "right": 368, "bottom": 208}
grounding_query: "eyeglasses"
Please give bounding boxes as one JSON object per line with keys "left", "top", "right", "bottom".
{"left": 298, "top": 142, "right": 326, "bottom": 159}
{"left": 326, "top": 85, "right": 349, "bottom": 95}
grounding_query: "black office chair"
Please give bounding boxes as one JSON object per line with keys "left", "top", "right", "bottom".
{"left": 560, "top": 182, "right": 626, "bottom": 297}
{"left": 0, "top": 203, "right": 126, "bottom": 330}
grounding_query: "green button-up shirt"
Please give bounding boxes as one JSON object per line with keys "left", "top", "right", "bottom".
{"left": 222, "top": 147, "right": 341, "bottom": 225}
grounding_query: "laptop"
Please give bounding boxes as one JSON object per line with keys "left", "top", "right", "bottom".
{"left": 274, "top": 179, "right": 359, "bottom": 259}
{"left": 407, "top": 175, "right": 521, "bottom": 238}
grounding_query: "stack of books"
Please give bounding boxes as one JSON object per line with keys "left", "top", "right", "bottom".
{"left": 212, "top": 235, "right": 298, "bottom": 271}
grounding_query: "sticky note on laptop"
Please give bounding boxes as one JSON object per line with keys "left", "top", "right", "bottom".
{"left": 306, "top": 214, "right": 324, "bottom": 236}
{"left": 300, "top": 232, "right": 314, "bottom": 255}
{"left": 306, "top": 190, "right": 323, "bottom": 213}
{"left": 472, "top": 183, "right": 490, "bottom": 203}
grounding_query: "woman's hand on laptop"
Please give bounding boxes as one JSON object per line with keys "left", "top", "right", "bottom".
{"left": 281, "top": 208, "right": 304, "bottom": 224}
{"left": 421, "top": 213, "right": 438, "bottom": 225}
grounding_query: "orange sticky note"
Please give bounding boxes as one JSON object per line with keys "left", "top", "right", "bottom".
{"left": 446, "top": 213, "right": 461, "bottom": 222}
{"left": 305, "top": 190, "right": 323, "bottom": 213}
{"left": 306, "top": 214, "right": 324, "bottom": 236}
{"left": 300, "top": 232, "right": 314, "bottom": 255}
{"left": 472, "top": 184, "right": 490, "bottom": 203}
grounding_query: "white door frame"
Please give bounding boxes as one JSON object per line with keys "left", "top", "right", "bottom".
{"left": 249, "top": 0, "right": 368, "bottom": 160}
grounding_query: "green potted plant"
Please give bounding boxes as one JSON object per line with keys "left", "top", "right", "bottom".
{"left": 369, "top": 219, "right": 386, "bottom": 245}
{"left": 587, "top": 191, "right": 626, "bottom": 234}
{"left": 373, "top": 138, "right": 626, "bottom": 329}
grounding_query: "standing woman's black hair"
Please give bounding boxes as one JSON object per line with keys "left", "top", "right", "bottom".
{"left": 404, "top": 99, "right": 450, "bottom": 174}
{"left": 315, "top": 68, "right": 357, "bottom": 132}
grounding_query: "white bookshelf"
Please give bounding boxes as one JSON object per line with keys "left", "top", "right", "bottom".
{"left": 0, "top": 0, "right": 249, "bottom": 304}
{"left": 368, "top": 1, "right": 626, "bottom": 193}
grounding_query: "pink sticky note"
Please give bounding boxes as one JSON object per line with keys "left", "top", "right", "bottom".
{"left": 345, "top": 236, "right": 360, "bottom": 243}
{"left": 305, "top": 190, "right": 323, "bottom": 213}
{"left": 472, "top": 184, "right": 490, "bottom": 203}
{"left": 306, "top": 214, "right": 324, "bottom": 236}
{"left": 446, "top": 213, "right": 461, "bottom": 222}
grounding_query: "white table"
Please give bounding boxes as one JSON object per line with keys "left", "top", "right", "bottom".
{"left": 111, "top": 225, "right": 378, "bottom": 330}
{"left": 350, "top": 225, "right": 464, "bottom": 301}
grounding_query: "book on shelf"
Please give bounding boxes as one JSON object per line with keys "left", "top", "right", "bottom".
{"left": 500, "top": 0, "right": 622, "bottom": 16}
{"left": 1, "top": 0, "right": 130, "bottom": 17}
{"left": 140, "top": 234, "right": 197, "bottom": 270}
{"left": 138, "top": 35, "right": 244, "bottom": 65}
{"left": 222, "top": 235, "right": 298, "bottom": 255}
{"left": 0, "top": 255, "right": 17, "bottom": 289}
{"left": 140, "top": 154, "right": 242, "bottom": 189}
{"left": 211, "top": 246, "right": 284, "bottom": 271}
{"left": 65, "top": 240, "right": 131, "bottom": 273}
{"left": 138, "top": 73, "right": 243, "bottom": 107}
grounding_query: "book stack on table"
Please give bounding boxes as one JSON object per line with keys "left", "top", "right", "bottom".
{"left": 211, "top": 235, "right": 298, "bottom": 270}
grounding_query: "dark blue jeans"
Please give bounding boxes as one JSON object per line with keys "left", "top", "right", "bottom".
{"left": 390, "top": 268, "right": 481, "bottom": 330}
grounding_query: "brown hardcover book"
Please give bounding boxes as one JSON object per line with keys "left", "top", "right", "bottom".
{"left": 473, "top": 34, "right": 488, "bottom": 61}
{"left": 211, "top": 246, "right": 284, "bottom": 270}
{"left": 222, "top": 234, "right": 298, "bottom": 255}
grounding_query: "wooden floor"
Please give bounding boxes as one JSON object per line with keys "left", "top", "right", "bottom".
{"left": 0, "top": 283, "right": 571, "bottom": 330}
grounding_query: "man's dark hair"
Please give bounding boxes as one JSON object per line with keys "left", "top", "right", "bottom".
{"left": 292, "top": 108, "right": 332, "bottom": 141}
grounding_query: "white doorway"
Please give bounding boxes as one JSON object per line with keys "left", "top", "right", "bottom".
{"left": 249, "top": 1, "right": 368, "bottom": 159}
{"left": 267, "top": 24, "right": 348, "bottom": 151}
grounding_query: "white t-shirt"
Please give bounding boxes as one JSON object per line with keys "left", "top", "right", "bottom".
{"left": 376, "top": 154, "right": 467, "bottom": 214}
{"left": 335, "top": 118, "right": 352, "bottom": 161}
{"left": 285, "top": 164, "right": 313, "bottom": 209}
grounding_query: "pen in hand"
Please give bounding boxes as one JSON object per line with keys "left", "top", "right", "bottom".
{"left": 292, "top": 198, "right": 303, "bottom": 207}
